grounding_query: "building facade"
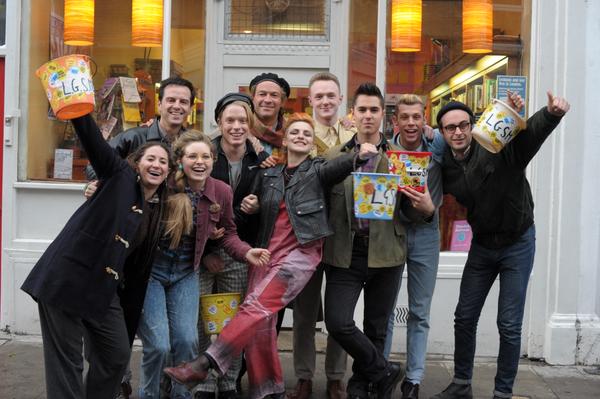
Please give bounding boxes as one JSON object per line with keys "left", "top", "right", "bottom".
{"left": 1, "top": 0, "right": 599, "bottom": 365}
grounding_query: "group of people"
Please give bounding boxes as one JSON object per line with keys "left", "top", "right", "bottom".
{"left": 21, "top": 69, "right": 570, "bottom": 399}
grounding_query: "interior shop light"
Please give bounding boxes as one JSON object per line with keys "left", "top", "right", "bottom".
{"left": 391, "top": 0, "right": 422, "bottom": 52}
{"left": 64, "top": 0, "right": 94, "bottom": 46}
{"left": 463, "top": 0, "right": 493, "bottom": 53}
{"left": 132, "top": 0, "right": 163, "bottom": 47}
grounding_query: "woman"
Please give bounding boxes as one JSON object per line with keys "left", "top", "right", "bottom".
{"left": 137, "top": 130, "right": 270, "bottom": 399}
{"left": 164, "top": 113, "right": 378, "bottom": 399}
{"left": 21, "top": 114, "right": 173, "bottom": 399}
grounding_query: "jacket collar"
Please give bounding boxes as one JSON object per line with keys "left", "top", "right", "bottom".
{"left": 341, "top": 132, "right": 390, "bottom": 153}
{"left": 200, "top": 176, "right": 219, "bottom": 204}
{"left": 212, "top": 135, "right": 260, "bottom": 159}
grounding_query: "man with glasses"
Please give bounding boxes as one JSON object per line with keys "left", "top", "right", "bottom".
{"left": 432, "top": 92, "right": 570, "bottom": 399}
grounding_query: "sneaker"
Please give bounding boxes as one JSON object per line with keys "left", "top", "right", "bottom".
{"left": 430, "top": 382, "right": 473, "bottom": 399}
{"left": 400, "top": 380, "right": 419, "bottom": 399}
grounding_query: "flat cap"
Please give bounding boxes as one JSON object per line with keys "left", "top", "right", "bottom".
{"left": 249, "top": 72, "right": 290, "bottom": 98}
{"left": 214, "top": 92, "right": 254, "bottom": 122}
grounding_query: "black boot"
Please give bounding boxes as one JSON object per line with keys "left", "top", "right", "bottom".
{"left": 430, "top": 383, "right": 473, "bottom": 399}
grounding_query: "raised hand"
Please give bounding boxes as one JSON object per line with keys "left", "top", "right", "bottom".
{"left": 506, "top": 90, "right": 525, "bottom": 114}
{"left": 546, "top": 91, "right": 570, "bottom": 116}
{"left": 358, "top": 142, "right": 379, "bottom": 160}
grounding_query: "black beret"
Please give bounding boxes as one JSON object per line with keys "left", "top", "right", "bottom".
{"left": 249, "top": 72, "right": 291, "bottom": 98}
{"left": 214, "top": 92, "right": 254, "bottom": 122}
{"left": 436, "top": 101, "right": 475, "bottom": 127}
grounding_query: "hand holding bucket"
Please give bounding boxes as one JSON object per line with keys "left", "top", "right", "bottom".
{"left": 36, "top": 54, "right": 96, "bottom": 120}
{"left": 472, "top": 98, "right": 526, "bottom": 153}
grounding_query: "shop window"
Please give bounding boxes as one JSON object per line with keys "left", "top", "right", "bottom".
{"left": 226, "top": 0, "right": 329, "bottom": 41}
{"left": 25, "top": 0, "right": 206, "bottom": 182}
{"left": 347, "top": 0, "right": 378, "bottom": 101}
{"left": 0, "top": 0, "right": 5, "bottom": 46}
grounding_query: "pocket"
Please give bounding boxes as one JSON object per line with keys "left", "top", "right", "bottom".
{"left": 295, "top": 198, "right": 325, "bottom": 215}
{"left": 63, "top": 230, "right": 107, "bottom": 269}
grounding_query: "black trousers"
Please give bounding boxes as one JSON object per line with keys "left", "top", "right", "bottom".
{"left": 324, "top": 240, "right": 402, "bottom": 397}
{"left": 38, "top": 294, "right": 131, "bottom": 399}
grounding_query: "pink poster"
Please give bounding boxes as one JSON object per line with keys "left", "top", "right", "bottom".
{"left": 449, "top": 220, "right": 472, "bottom": 252}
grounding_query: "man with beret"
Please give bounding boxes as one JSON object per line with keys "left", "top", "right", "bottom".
{"left": 287, "top": 72, "right": 355, "bottom": 399}
{"left": 248, "top": 72, "right": 290, "bottom": 161}
{"left": 193, "top": 92, "right": 270, "bottom": 399}
{"left": 432, "top": 91, "right": 570, "bottom": 399}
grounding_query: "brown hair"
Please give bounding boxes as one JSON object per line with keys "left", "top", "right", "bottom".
{"left": 163, "top": 130, "right": 215, "bottom": 249}
{"left": 394, "top": 94, "right": 425, "bottom": 115}
{"left": 308, "top": 72, "right": 341, "bottom": 91}
{"left": 218, "top": 100, "right": 256, "bottom": 131}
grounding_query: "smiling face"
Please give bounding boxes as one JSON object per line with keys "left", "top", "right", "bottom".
{"left": 353, "top": 95, "right": 384, "bottom": 139}
{"left": 309, "top": 80, "right": 342, "bottom": 124}
{"left": 252, "top": 80, "right": 284, "bottom": 125}
{"left": 136, "top": 145, "right": 170, "bottom": 190}
{"left": 218, "top": 103, "right": 250, "bottom": 147}
{"left": 440, "top": 109, "right": 473, "bottom": 155}
{"left": 180, "top": 141, "right": 214, "bottom": 190}
{"left": 283, "top": 121, "right": 315, "bottom": 155}
{"left": 395, "top": 103, "right": 425, "bottom": 150}
{"left": 158, "top": 84, "right": 193, "bottom": 128}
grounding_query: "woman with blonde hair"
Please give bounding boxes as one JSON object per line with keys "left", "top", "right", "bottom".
{"left": 164, "top": 113, "right": 379, "bottom": 399}
{"left": 137, "top": 130, "right": 270, "bottom": 399}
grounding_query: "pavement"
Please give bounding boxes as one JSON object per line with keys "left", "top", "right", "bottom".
{"left": 1, "top": 331, "right": 599, "bottom": 399}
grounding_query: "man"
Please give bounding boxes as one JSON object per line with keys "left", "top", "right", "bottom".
{"left": 382, "top": 94, "right": 443, "bottom": 399}
{"left": 432, "top": 91, "right": 570, "bottom": 399}
{"left": 192, "top": 92, "right": 270, "bottom": 399}
{"left": 248, "top": 72, "right": 290, "bottom": 159}
{"left": 287, "top": 72, "right": 354, "bottom": 399}
{"left": 83, "top": 76, "right": 195, "bottom": 399}
{"left": 323, "top": 83, "right": 434, "bottom": 399}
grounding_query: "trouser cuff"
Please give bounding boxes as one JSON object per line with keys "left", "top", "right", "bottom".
{"left": 493, "top": 390, "right": 512, "bottom": 398}
{"left": 452, "top": 377, "right": 471, "bottom": 385}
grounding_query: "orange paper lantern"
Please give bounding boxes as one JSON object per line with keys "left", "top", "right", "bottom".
{"left": 64, "top": 0, "right": 94, "bottom": 46}
{"left": 132, "top": 0, "right": 163, "bottom": 47}
{"left": 463, "top": 0, "right": 493, "bottom": 54}
{"left": 391, "top": 0, "right": 422, "bottom": 52}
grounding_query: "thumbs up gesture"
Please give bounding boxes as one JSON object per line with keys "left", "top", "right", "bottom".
{"left": 546, "top": 91, "right": 570, "bottom": 117}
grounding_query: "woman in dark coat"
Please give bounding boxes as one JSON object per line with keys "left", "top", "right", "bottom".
{"left": 21, "top": 114, "right": 173, "bottom": 399}
{"left": 164, "top": 113, "right": 378, "bottom": 399}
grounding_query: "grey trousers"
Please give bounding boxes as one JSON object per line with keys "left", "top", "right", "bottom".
{"left": 293, "top": 264, "right": 348, "bottom": 381}
{"left": 38, "top": 294, "right": 131, "bottom": 399}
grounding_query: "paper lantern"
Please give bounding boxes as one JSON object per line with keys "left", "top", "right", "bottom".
{"left": 463, "top": 0, "right": 493, "bottom": 54}
{"left": 64, "top": 0, "right": 94, "bottom": 46}
{"left": 391, "top": 0, "right": 422, "bottom": 52}
{"left": 132, "top": 0, "right": 163, "bottom": 47}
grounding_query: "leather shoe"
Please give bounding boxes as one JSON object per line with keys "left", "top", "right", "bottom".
{"left": 287, "top": 379, "right": 312, "bottom": 399}
{"left": 376, "top": 362, "right": 404, "bottom": 399}
{"left": 326, "top": 379, "right": 347, "bottom": 399}
{"left": 163, "top": 356, "right": 210, "bottom": 390}
{"left": 430, "top": 382, "right": 473, "bottom": 399}
{"left": 400, "top": 380, "right": 419, "bottom": 399}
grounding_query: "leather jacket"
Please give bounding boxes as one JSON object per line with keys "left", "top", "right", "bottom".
{"left": 252, "top": 153, "right": 359, "bottom": 248}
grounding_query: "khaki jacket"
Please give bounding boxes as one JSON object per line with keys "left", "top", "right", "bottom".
{"left": 322, "top": 135, "right": 408, "bottom": 268}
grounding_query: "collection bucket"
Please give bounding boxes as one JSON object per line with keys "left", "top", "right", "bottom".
{"left": 36, "top": 54, "right": 95, "bottom": 120}
{"left": 386, "top": 150, "right": 432, "bottom": 192}
{"left": 200, "top": 292, "right": 242, "bottom": 334}
{"left": 353, "top": 172, "right": 400, "bottom": 220}
{"left": 472, "top": 98, "right": 526, "bottom": 153}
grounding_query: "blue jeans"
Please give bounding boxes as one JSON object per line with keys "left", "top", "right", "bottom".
{"left": 453, "top": 225, "right": 535, "bottom": 397}
{"left": 137, "top": 249, "right": 200, "bottom": 399}
{"left": 383, "top": 221, "right": 440, "bottom": 384}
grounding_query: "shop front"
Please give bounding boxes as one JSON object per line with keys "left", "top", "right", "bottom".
{"left": 2, "top": 0, "right": 599, "bottom": 365}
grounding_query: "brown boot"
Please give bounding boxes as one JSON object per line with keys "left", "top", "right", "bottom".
{"left": 287, "top": 379, "right": 312, "bottom": 399}
{"left": 326, "top": 380, "right": 347, "bottom": 399}
{"left": 163, "top": 355, "right": 211, "bottom": 390}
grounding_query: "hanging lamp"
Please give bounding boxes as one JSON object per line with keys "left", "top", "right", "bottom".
{"left": 391, "top": 0, "right": 422, "bottom": 52}
{"left": 64, "top": 0, "right": 95, "bottom": 46}
{"left": 463, "top": 0, "right": 493, "bottom": 54}
{"left": 132, "top": 0, "right": 163, "bottom": 47}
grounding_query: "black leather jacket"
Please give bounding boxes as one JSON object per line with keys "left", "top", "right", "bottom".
{"left": 252, "top": 153, "right": 359, "bottom": 248}
{"left": 85, "top": 119, "right": 174, "bottom": 180}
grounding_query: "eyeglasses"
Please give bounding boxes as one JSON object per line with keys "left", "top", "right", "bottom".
{"left": 442, "top": 121, "right": 471, "bottom": 133}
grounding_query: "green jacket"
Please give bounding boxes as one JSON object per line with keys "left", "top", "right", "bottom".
{"left": 322, "top": 135, "right": 409, "bottom": 268}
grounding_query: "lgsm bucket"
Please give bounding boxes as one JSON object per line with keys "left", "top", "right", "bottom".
{"left": 472, "top": 98, "right": 526, "bottom": 153}
{"left": 386, "top": 151, "right": 431, "bottom": 193}
{"left": 353, "top": 172, "right": 400, "bottom": 221}
{"left": 200, "top": 292, "right": 242, "bottom": 334}
{"left": 36, "top": 54, "right": 95, "bottom": 120}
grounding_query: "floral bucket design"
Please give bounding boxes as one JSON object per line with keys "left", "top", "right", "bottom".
{"left": 200, "top": 292, "right": 242, "bottom": 334}
{"left": 472, "top": 98, "right": 527, "bottom": 153}
{"left": 386, "top": 151, "right": 431, "bottom": 193}
{"left": 36, "top": 54, "right": 95, "bottom": 120}
{"left": 353, "top": 172, "right": 400, "bottom": 220}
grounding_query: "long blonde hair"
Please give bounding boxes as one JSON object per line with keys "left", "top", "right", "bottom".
{"left": 163, "top": 130, "right": 216, "bottom": 249}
